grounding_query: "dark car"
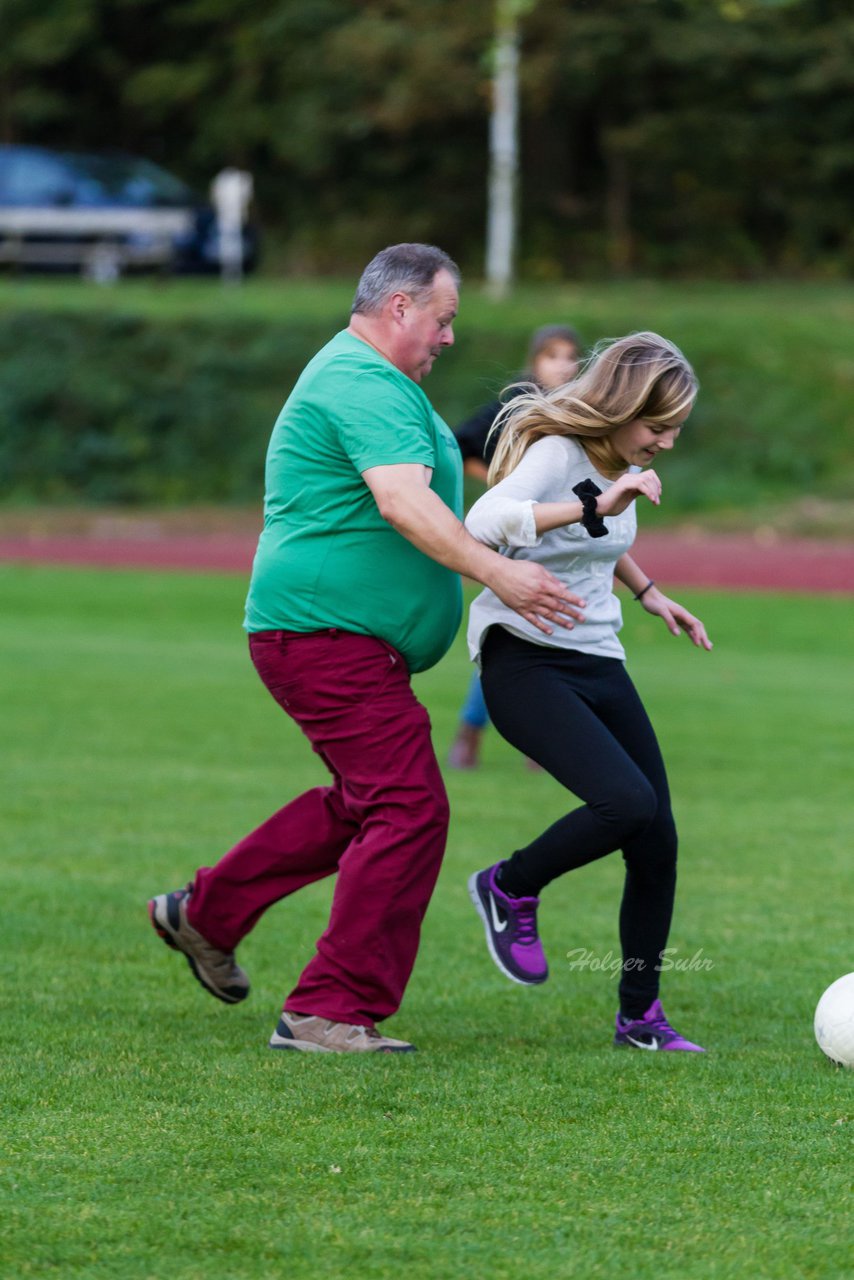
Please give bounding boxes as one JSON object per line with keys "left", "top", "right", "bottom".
{"left": 0, "top": 145, "right": 259, "bottom": 279}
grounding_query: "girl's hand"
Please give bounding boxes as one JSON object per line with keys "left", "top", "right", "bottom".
{"left": 641, "top": 586, "right": 713, "bottom": 650}
{"left": 595, "top": 469, "right": 662, "bottom": 517}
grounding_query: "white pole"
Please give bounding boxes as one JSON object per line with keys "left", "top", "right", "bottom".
{"left": 485, "top": 2, "right": 519, "bottom": 299}
{"left": 211, "top": 168, "right": 253, "bottom": 285}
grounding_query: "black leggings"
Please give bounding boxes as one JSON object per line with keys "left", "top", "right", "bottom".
{"left": 480, "top": 626, "right": 678, "bottom": 1017}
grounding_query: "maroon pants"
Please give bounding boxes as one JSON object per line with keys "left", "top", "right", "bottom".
{"left": 187, "top": 629, "right": 450, "bottom": 1026}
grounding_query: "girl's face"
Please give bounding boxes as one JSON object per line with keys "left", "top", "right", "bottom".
{"left": 610, "top": 416, "right": 689, "bottom": 468}
{"left": 533, "top": 340, "right": 580, "bottom": 391}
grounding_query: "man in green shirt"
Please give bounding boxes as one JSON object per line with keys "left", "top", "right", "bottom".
{"left": 149, "top": 243, "right": 581, "bottom": 1054}
{"left": 244, "top": 326, "right": 464, "bottom": 673}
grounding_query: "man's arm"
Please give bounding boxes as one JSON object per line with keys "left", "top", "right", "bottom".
{"left": 363, "top": 463, "right": 585, "bottom": 635}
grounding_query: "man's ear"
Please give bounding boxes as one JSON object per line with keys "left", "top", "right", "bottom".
{"left": 388, "top": 291, "right": 410, "bottom": 325}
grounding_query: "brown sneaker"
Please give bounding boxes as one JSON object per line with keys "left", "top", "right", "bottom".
{"left": 148, "top": 885, "right": 250, "bottom": 1004}
{"left": 269, "top": 1011, "right": 416, "bottom": 1054}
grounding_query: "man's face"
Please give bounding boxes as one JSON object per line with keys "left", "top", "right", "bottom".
{"left": 398, "top": 269, "right": 459, "bottom": 382}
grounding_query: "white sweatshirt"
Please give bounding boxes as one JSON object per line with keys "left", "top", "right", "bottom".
{"left": 465, "top": 435, "right": 639, "bottom": 663}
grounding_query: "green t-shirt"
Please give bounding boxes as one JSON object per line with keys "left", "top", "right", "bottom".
{"left": 244, "top": 330, "right": 463, "bottom": 673}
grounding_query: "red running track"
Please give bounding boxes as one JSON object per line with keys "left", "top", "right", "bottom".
{"left": 0, "top": 530, "right": 852, "bottom": 593}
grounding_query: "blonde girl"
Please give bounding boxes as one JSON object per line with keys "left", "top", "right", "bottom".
{"left": 466, "top": 332, "right": 712, "bottom": 1052}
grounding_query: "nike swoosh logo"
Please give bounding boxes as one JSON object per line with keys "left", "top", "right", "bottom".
{"left": 488, "top": 893, "right": 507, "bottom": 933}
{"left": 626, "top": 1034, "right": 659, "bottom": 1051}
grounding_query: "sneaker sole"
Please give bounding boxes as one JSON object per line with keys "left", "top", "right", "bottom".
{"left": 147, "top": 899, "right": 246, "bottom": 1005}
{"left": 269, "top": 1031, "right": 334, "bottom": 1053}
{"left": 268, "top": 1031, "right": 415, "bottom": 1054}
{"left": 614, "top": 1037, "right": 705, "bottom": 1052}
{"left": 467, "top": 872, "right": 547, "bottom": 987}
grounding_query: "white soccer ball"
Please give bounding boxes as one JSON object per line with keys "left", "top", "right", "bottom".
{"left": 814, "top": 972, "right": 854, "bottom": 1068}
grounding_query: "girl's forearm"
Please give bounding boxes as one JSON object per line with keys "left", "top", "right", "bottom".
{"left": 533, "top": 501, "right": 586, "bottom": 534}
{"left": 615, "top": 554, "right": 652, "bottom": 596}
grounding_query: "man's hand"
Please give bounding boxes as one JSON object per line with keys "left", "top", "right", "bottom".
{"left": 362, "top": 462, "right": 586, "bottom": 634}
{"left": 487, "top": 557, "right": 586, "bottom": 635}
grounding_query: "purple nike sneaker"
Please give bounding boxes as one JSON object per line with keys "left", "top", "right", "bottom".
{"left": 468, "top": 861, "right": 548, "bottom": 986}
{"left": 614, "top": 998, "right": 705, "bottom": 1052}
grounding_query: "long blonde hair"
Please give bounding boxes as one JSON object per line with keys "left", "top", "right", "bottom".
{"left": 488, "top": 331, "right": 698, "bottom": 484}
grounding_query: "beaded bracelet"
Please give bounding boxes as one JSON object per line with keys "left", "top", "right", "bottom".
{"left": 633, "top": 580, "right": 655, "bottom": 601}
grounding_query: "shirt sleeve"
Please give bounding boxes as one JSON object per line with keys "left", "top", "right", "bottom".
{"left": 464, "top": 436, "right": 570, "bottom": 548}
{"left": 465, "top": 495, "right": 540, "bottom": 548}
{"left": 336, "top": 367, "right": 435, "bottom": 472}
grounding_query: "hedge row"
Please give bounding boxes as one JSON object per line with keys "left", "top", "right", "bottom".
{"left": 0, "top": 309, "right": 548, "bottom": 505}
{"left": 0, "top": 312, "right": 321, "bottom": 503}
{"left": 1, "top": 299, "right": 850, "bottom": 510}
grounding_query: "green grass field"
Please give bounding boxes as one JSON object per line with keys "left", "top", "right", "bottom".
{"left": 2, "top": 565, "right": 852, "bottom": 1279}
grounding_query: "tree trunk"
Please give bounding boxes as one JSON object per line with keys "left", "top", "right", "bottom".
{"left": 603, "top": 129, "right": 633, "bottom": 274}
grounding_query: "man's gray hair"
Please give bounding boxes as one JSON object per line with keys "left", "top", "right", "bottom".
{"left": 351, "top": 243, "right": 460, "bottom": 316}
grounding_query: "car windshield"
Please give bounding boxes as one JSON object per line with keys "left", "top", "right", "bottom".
{"left": 60, "top": 154, "right": 198, "bottom": 208}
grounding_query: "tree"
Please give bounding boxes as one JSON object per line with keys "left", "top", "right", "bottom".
{"left": 4, "top": 0, "right": 854, "bottom": 277}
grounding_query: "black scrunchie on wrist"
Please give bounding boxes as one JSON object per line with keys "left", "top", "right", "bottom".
{"left": 572, "top": 479, "right": 608, "bottom": 538}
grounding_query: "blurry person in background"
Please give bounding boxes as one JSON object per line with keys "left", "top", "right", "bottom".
{"left": 449, "top": 325, "right": 583, "bottom": 770}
